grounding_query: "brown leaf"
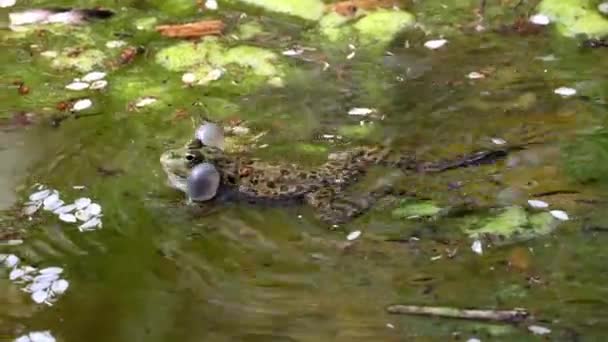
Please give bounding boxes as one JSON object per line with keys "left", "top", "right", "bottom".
{"left": 328, "top": 0, "right": 398, "bottom": 17}
{"left": 156, "top": 20, "right": 225, "bottom": 39}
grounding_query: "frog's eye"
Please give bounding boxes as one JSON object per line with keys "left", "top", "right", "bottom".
{"left": 185, "top": 150, "right": 204, "bottom": 164}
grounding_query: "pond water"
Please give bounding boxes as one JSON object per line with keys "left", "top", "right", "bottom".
{"left": 2, "top": 0, "right": 608, "bottom": 341}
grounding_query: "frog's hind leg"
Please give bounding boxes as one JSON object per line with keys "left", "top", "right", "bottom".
{"left": 304, "top": 185, "right": 394, "bottom": 226}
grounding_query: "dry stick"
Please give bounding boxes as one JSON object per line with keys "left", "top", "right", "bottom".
{"left": 386, "top": 305, "right": 530, "bottom": 323}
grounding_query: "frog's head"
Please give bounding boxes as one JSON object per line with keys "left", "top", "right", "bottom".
{"left": 160, "top": 139, "right": 222, "bottom": 202}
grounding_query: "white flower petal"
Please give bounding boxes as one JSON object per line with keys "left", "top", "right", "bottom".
{"left": 27, "top": 331, "right": 56, "bottom": 342}
{"left": 65, "top": 81, "right": 90, "bottom": 91}
{"left": 348, "top": 107, "right": 375, "bottom": 116}
{"left": 34, "top": 273, "right": 59, "bottom": 283}
{"left": 346, "top": 230, "right": 361, "bottom": 241}
{"left": 85, "top": 203, "right": 102, "bottom": 216}
{"left": 529, "top": 14, "right": 550, "bottom": 25}
{"left": 29, "top": 189, "right": 51, "bottom": 202}
{"left": 424, "top": 39, "right": 447, "bottom": 50}
{"left": 528, "top": 325, "right": 551, "bottom": 335}
{"left": 71, "top": 99, "right": 92, "bottom": 112}
{"left": 75, "top": 209, "right": 92, "bottom": 222}
{"left": 527, "top": 199, "right": 549, "bottom": 208}
{"left": 135, "top": 97, "right": 157, "bottom": 108}
{"left": 491, "top": 138, "right": 506, "bottom": 145}
{"left": 27, "top": 281, "right": 53, "bottom": 293}
{"left": 89, "top": 80, "right": 108, "bottom": 90}
{"left": 471, "top": 240, "right": 483, "bottom": 255}
{"left": 31, "top": 290, "right": 49, "bottom": 304}
{"left": 9, "top": 268, "right": 26, "bottom": 280}
{"left": 81, "top": 71, "right": 106, "bottom": 83}
{"left": 205, "top": 0, "right": 218, "bottom": 10}
{"left": 282, "top": 49, "right": 303, "bottom": 56}
{"left": 54, "top": 204, "right": 77, "bottom": 214}
{"left": 39, "top": 267, "right": 63, "bottom": 275}
{"left": 182, "top": 72, "right": 196, "bottom": 84}
{"left": 5, "top": 254, "right": 20, "bottom": 267}
{"left": 74, "top": 197, "right": 92, "bottom": 209}
{"left": 58, "top": 213, "right": 77, "bottom": 223}
{"left": 550, "top": 210, "right": 569, "bottom": 221}
{"left": 554, "top": 87, "right": 576, "bottom": 97}
{"left": 51, "top": 279, "right": 69, "bottom": 294}
{"left": 105, "top": 40, "right": 127, "bottom": 49}
{"left": 0, "top": 0, "right": 16, "bottom": 8}
{"left": 79, "top": 217, "right": 102, "bottom": 231}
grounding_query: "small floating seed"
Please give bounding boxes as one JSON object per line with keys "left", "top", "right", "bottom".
{"left": 471, "top": 240, "right": 483, "bottom": 255}
{"left": 527, "top": 199, "right": 549, "bottom": 208}
{"left": 348, "top": 107, "right": 375, "bottom": 116}
{"left": 528, "top": 325, "right": 551, "bottom": 335}
{"left": 529, "top": 14, "right": 550, "bottom": 25}
{"left": 135, "top": 97, "right": 157, "bottom": 108}
{"left": 81, "top": 71, "right": 106, "bottom": 82}
{"left": 106, "top": 40, "right": 127, "bottom": 48}
{"left": 182, "top": 72, "right": 196, "bottom": 84}
{"left": 205, "top": 0, "right": 218, "bottom": 10}
{"left": 554, "top": 87, "right": 576, "bottom": 97}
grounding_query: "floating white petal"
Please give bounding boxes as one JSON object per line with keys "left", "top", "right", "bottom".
{"left": 600, "top": 2, "right": 608, "bottom": 15}
{"left": 29, "top": 189, "right": 51, "bottom": 201}
{"left": 527, "top": 199, "right": 549, "bottom": 209}
{"left": 471, "top": 240, "right": 483, "bottom": 255}
{"left": 65, "top": 81, "right": 90, "bottom": 91}
{"left": 550, "top": 210, "right": 569, "bottom": 221}
{"left": 31, "top": 290, "right": 49, "bottom": 304}
{"left": 467, "top": 72, "right": 485, "bottom": 79}
{"left": 28, "top": 280, "right": 53, "bottom": 293}
{"left": 424, "top": 39, "right": 447, "bottom": 50}
{"left": 182, "top": 72, "right": 196, "bottom": 84}
{"left": 40, "top": 50, "right": 58, "bottom": 58}
{"left": 85, "top": 203, "right": 102, "bottom": 216}
{"left": 75, "top": 209, "right": 92, "bottom": 222}
{"left": 282, "top": 49, "right": 303, "bottom": 56}
{"left": 348, "top": 107, "right": 375, "bottom": 116}
{"left": 205, "top": 0, "right": 218, "bottom": 10}
{"left": 54, "top": 204, "right": 77, "bottom": 214}
{"left": 51, "top": 279, "right": 69, "bottom": 294}
{"left": 74, "top": 197, "right": 92, "bottom": 209}
{"left": 529, "top": 14, "right": 550, "bottom": 25}
{"left": 347, "top": 230, "right": 361, "bottom": 241}
{"left": 25, "top": 331, "right": 56, "bottom": 342}
{"left": 135, "top": 97, "right": 158, "bottom": 108}
{"left": 0, "top": 0, "right": 16, "bottom": 8}
{"left": 5, "top": 254, "right": 20, "bottom": 267}
{"left": 491, "top": 138, "right": 506, "bottom": 145}
{"left": 72, "top": 99, "right": 93, "bottom": 112}
{"left": 89, "top": 80, "right": 108, "bottom": 90}
{"left": 554, "top": 87, "right": 576, "bottom": 97}
{"left": 9, "top": 268, "right": 25, "bottom": 280}
{"left": 81, "top": 71, "right": 106, "bottom": 82}
{"left": 105, "top": 40, "right": 127, "bottom": 48}
{"left": 346, "top": 51, "right": 356, "bottom": 60}
{"left": 528, "top": 325, "right": 551, "bottom": 335}
{"left": 39, "top": 267, "right": 63, "bottom": 275}
{"left": 34, "top": 273, "right": 59, "bottom": 283}
{"left": 79, "top": 217, "right": 102, "bottom": 231}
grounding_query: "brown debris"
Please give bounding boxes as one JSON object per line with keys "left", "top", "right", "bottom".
{"left": 328, "top": 0, "right": 398, "bottom": 17}
{"left": 156, "top": 20, "right": 225, "bottom": 39}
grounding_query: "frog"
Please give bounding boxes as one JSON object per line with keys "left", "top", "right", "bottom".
{"left": 160, "top": 124, "right": 516, "bottom": 225}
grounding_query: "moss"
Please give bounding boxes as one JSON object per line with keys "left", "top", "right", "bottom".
{"left": 353, "top": 9, "right": 416, "bottom": 45}
{"left": 538, "top": 0, "right": 608, "bottom": 38}
{"left": 318, "top": 12, "right": 353, "bottom": 42}
{"left": 230, "top": 0, "right": 326, "bottom": 21}
{"left": 392, "top": 200, "right": 442, "bottom": 219}
{"left": 149, "top": 0, "right": 197, "bottom": 16}
{"left": 50, "top": 49, "right": 106, "bottom": 73}
{"left": 338, "top": 124, "right": 375, "bottom": 139}
{"left": 134, "top": 17, "right": 158, "bottom": 31}
{"left": 237, "top": 21, "right": 265, "bottom": 40}
{"left": 464, "top": 206, "right": 558, "bottom": 243}
{"left": 221, "top": 46, "right": 279, "bottom": 77}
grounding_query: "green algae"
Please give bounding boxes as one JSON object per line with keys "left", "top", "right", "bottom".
{"left": 318, "top": 9, "right": 415, "bottom": 46}
{"left": 237, "top": 21, "right": 265, "bottom": 40}
{"left": 464, "top": 206, "right": 558, "bottom": 243}
{"left": 538, "top": 0, "right": 608, "bottom": 38}
{"left": 392, "top": 200, "right": 442, "bottom": 219}
{"left": 134, "top": 17, "right": 159, "bottom": 31}
{"left": 353, "top": 9, "right": 416, "bottom": 45}
{"left": 230, "top": 0, "right": 325, "bottom": 21}
{"left": 50, "top": 49, "right": 106, "bottom": 73}
{"left": 155, "top": 38, "right": 285, "bottom": 88}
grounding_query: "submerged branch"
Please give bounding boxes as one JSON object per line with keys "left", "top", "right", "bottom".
{"left": 386, "top": 305, "right": 530, "bottom": 323}
{"left": 156, "top": 20, "right": 225, "bottom": 39}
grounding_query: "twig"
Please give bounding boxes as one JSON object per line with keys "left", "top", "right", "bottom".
{"left": 386, "top": 305, "right": 530, "bottom": 323}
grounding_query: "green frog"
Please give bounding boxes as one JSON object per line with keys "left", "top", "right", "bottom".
{"left": 160, "top": 125, "right": 513, "bottom": 225}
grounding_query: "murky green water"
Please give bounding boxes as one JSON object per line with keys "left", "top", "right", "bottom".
{"left": 3, "top": 0, "right": 608, "bottom": 341}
